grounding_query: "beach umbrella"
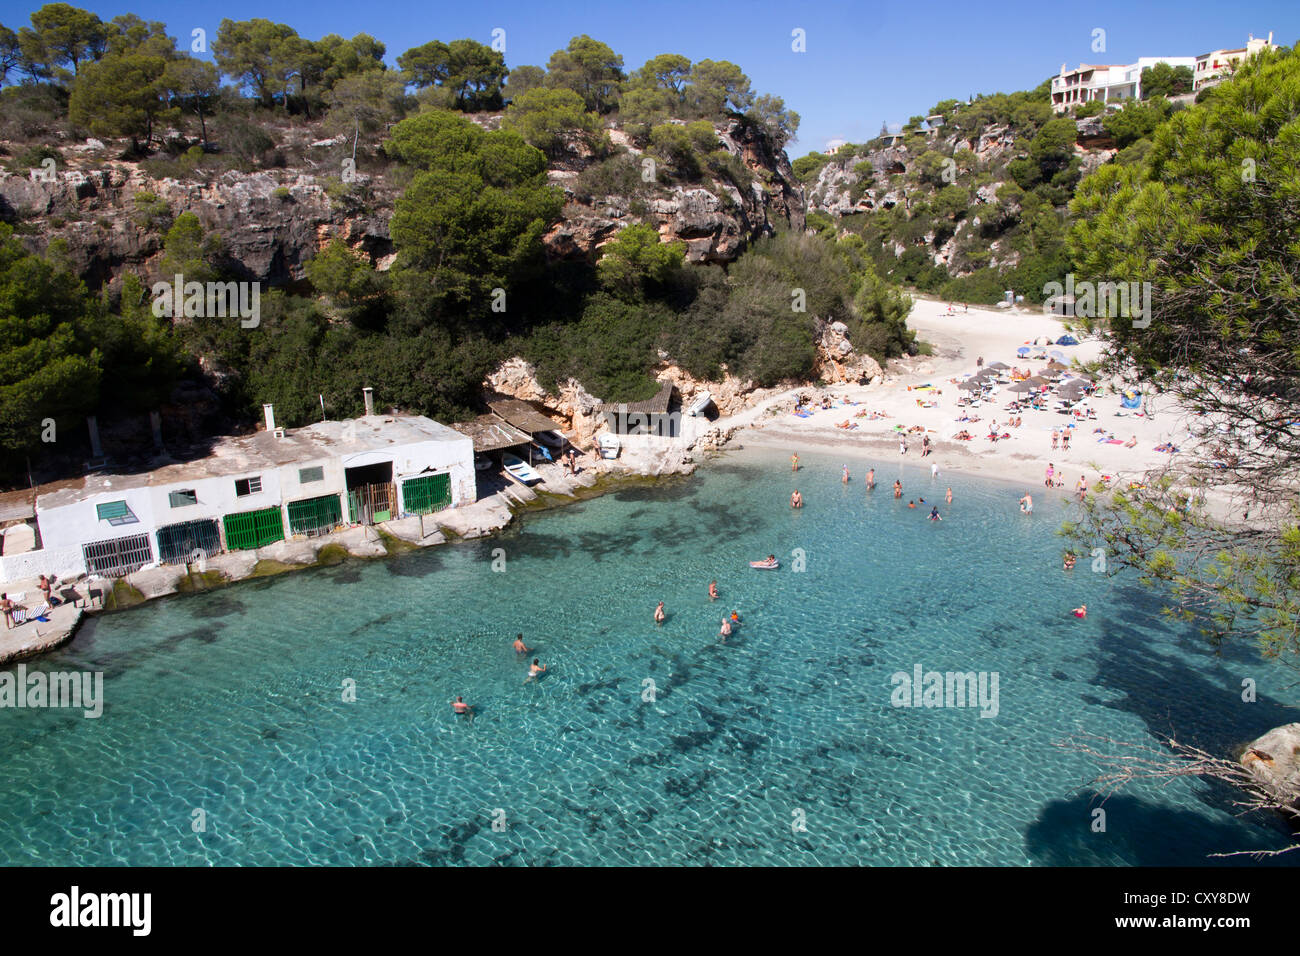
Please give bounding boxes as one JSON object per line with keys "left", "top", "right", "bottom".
{"left": 1024, "top": 375, "right": 1049, "bottom": 387}
{"left": 958, "top": 379, "right": 981, "bottom": 391}
{"left": 1050, "top": 350, "right": 1066, "bottom": 361}
{"left": 1016, "top": 346, "right": 1031, "bottom": 357}
{"left": 987, "top": 361, "right": 1010, "bottom": 370}
{"left": 1008, "top": 380, "right": 1035, "bottom": 393}
{"left": 1056, "top": 334, "right": 1079, "bottom": 345}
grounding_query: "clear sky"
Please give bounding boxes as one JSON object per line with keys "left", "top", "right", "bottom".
{"left": 4, "top": 0, "right": 1298, "bottom": 156}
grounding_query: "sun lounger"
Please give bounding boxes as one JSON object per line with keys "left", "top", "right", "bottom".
{"left": 7, "top": 603, "right": 52, "bottom": 626}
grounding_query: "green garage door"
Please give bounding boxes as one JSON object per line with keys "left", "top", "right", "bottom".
{"left": 287, "top": 493, "right": 343, "bottom": 537}
{"left": 223, "top": 507, "right": 284, "bottom": 551}
{"left": 402, "top": 473, "right": 452, "bottom": 515}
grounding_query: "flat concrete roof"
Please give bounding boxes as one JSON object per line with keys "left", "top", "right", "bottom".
{"left": 37, "top": 415, "right": 470, "bottom": 508}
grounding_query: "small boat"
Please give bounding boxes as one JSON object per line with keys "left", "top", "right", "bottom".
{"left": 749, "top": 559, "right": 780, "bottom": 570}
{"left": 597, "top": 433, "right": 620, "bottom": 460}
{"left": 686, "top": 391, "right": 713, "bottom": 417}
{"left": 502, "top": 453, "right": 542, "bottom": 484}
{"left": 535, "top": 429, "right": 566, "bottom": 449}
{"left": 474, "top": 455, "right": 492, "bottom": 472}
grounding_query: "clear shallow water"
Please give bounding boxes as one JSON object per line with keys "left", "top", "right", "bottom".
{"left": 1, "top": 447, "right": 1295, "bottom": 866}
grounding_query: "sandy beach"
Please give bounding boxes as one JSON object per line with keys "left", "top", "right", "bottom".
{"left": 724, "top": 298, "right": 1191, "bottom": 495}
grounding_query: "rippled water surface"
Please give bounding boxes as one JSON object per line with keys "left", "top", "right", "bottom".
{"left": 2, "top": 447, "right": 1295, "bottom": 865}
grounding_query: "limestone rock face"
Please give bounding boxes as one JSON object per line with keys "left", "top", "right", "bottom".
{"left": 815, "top": 319, "right": 884, "bottom": 384}
{"left": 0, "top": 157, "right": 391, "bottom": 289}
{"left": 1240, "top": 722, "right": 1300, "bottom": 804}
{"left": 543, "top": 118, "right": 804, "bottom": 264}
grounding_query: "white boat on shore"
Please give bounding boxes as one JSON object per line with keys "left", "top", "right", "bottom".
{"left": 686, "top": 391, "right": 713, "bottom": 417}
{"left": 597, "top": 433, "right": 621, "bottom": 459}
{"left": 502, "top": 453, "right": 542, "bottom": 484}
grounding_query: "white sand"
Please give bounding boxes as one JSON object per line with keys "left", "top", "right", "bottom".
{"left": 726, "top": 298, "right": 1193, "bottom": 492}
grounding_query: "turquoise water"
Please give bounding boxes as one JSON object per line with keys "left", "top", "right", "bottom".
{"left": 1, "top": 447, "right": 1295, "bottom": 866}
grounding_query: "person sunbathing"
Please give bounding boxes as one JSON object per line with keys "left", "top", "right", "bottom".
{"left": 1124, "top": 435, "right": 1138, "bottom": 448}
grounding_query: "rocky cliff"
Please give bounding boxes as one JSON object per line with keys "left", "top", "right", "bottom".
{"left": 0, "top": 112, "right": 803, "bottom": 292}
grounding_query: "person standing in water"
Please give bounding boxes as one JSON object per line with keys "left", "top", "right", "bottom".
{"left": 513, "top": 634, "right": 531, "bottom": 654}
{"left": 945, "top": 487, "right": 953, "bottom": 504}
{"left": 719, "top": 617, "right": 731, "bottom": 642}
{"left": 929, "top": 506, "right": 942, "bottom": 521}
{"left": 1019, "top": 493, "right": 1033, "bottom": 514}
{"left": 893, "top": 479, "right": 902, "bottom": 499}
{"left": 451, "top": 696, "right": 474, "bottom": 717}
{"left": 791, "top": 489, "right": 803, "bottom": 508}
{"left": 1045, "top": 463, "right": 1054, "bottom": 488}
{"left": 654, "top": 602, "right": 666, "bottom": 624}
{"left": 709, "top": 581, "right": 718, "bottom": 601}
{"left": 866, "top": 468, "right": 875, "bottom": 489}
{"left": 791, "top": 453, "right": 800, "bottom": 472}
{"left": 842, "top": 464, "right": 850, "bottom": 483}
{"left": 525, "top": 658, "right": 547, "bottom": 683}
{"left": 1076, "top": 475, "right": 1088, "bottom": 499}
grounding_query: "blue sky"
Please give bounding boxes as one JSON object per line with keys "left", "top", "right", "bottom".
{"left": 3, "top": 0, "right": 1297, "bottom": 156}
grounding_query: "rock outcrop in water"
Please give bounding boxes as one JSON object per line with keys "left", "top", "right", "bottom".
{"left": 1240, "top": 722, "right": 1300, "bottom": 806}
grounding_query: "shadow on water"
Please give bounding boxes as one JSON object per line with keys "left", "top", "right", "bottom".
{"left": 1025, "top": 793, "right": 1297, "bottom": 865}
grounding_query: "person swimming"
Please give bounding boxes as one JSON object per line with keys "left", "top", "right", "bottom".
{"left": 908, "top": 500, "right": 916, "bottom": 508}
{"left": 1072, "top": 604, "right": 1087, "bottom": 619}
{"left": 730, "top": 610, "right": 741, "bottom": 623}
{"left": 929, "top": 506, "right": 942, "bottom": 521}
{"left": 513, "top": 634, "right": 530, "bottom": 653}
{"left": 1063, "top": 552, "right": 1076, "bottom": 571}
{"left": 452, "top": 696, "right": 474, "bottom": 716}
{"left": 525, "top": 658, "right": 547, "bottom": 683}
{"left": 709, "top": 580, "right": 718, "bottom": 600}
{"left": 654, "top": 601, "right": 666, "bottom": 624}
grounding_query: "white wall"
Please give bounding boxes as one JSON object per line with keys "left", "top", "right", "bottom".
{"left": 0, "top": 545, "right": 86, "bottom": 585}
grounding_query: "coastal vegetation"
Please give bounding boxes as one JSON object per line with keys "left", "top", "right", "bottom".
{"left": 0, "top": 5, "right": 911, "bottom": 482}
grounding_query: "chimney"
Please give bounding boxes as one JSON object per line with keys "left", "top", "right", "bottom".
{"left": 86, "top": 416, "right": 103, "bottom": 459}
{"left": 263, "top": 403, "right": 276, "bottom": 432}
{"left": 362, "top": 387, "right": 374, "bottom": 417}
{"left": 150, "top": 411, "right": 164, "bottom": 451}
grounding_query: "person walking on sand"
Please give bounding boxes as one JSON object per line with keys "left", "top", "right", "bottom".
{"left": 1051, "top": 428, "right": 1059, "bottom": 451}
{"left": 899, "top": 435, "right": 907, "bottom": 455}
{"left": 1076, "top": 475, "right": 1088, "bottom": 499}
{"left": 709, "top": 580, "right": 718, "bottom": 601}
{"left": 1062, "top": 430, "right": 1071, "bottom": 451}
{"left": 525, "top": 658, "right": 547, "bottom": 683}
{"left": 866, "top": 468, "right": 875, "bottom": 489}
{"left": 654, "top": 602, "right": 666, "bottom": 625}
{"left": 1044, "top": 463, "right": 1054, "bottom": 488}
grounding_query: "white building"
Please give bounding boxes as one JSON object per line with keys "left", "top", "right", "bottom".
{"left": 1194, "top": 34, "right": 1274, "bottom": 92}
{"left": 1050, "top": 56, "right": 1196, "bottom": 113}
{"left": 22, "top": 408, "right": 474, "bottom": 582}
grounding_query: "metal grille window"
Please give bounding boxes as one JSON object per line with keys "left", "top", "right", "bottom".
{"left": 168, "top": 489, "right": 198, "bottom": 508}
{"left": 234, "top": 476, "right": 263, "bottom": 497}
{"left": 298, "top": 466, "right": 324, "bottom": 484}
{"left": 96, "top": 500, "right": 138, "bottom": 526}
{"left": 156, "top": 519, "right": 221, "bottom": 565}
{"left": 223, "top": 506, "right": 284, "bottom": 551}
{"left": 287, "top": 494, "right": 342, "bottom": 537}
{"left": 83, "top": 533, "right": 153, "bottom": 577}
{"left": 402, "top": 473, "right": 452, "bottom": 515}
